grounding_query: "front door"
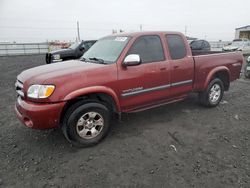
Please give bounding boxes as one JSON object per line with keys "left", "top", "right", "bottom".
{"left": 118, "top": 35, "right": 170, "bottom": 111}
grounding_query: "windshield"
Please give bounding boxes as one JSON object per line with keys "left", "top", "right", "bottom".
{"left": 82, "top": 36, "right": 130, "bottom": 64}
{"left": 69, "top": 42, "right": 80, "bottom": 49}
{"left": 230, "top": 41, "right": 245, "bottom": 47}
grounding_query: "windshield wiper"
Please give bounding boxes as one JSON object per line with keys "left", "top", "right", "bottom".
{"left": 89, "top": 57, "right": 106, "bottom": 64}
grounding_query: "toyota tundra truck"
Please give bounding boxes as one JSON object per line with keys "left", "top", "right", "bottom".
{"left": 15, "top": 31, "right": 243, "bottom": 147}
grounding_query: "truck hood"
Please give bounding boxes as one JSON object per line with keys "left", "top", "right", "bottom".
{"left": 17, "top": 60, "right": 104, "bottom": 85}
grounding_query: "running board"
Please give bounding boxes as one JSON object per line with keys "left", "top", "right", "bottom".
{"left": 124, "top": 96, "right": 186, "bottom": 113}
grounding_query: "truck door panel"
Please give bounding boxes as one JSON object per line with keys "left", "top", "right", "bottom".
{"left": 118, "top": 35, "right": 170, "bottom": 110}
{"left": 165, "top": 34, "right": 194, "bottom": 97}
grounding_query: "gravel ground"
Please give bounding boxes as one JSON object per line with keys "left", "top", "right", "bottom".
{"left": 0, "top": 55, "right": 250, "bottom": 188}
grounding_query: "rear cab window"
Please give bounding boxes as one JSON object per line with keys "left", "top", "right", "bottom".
{"left": 127, "top": 35, "right": 165, "bottom": 63}
{"left": 166, "top": 34, "right": 187, "bottom": 60}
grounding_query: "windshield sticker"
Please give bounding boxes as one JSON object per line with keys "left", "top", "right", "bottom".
{"left": 115, "top": 37, "right": 127, "bottom": 42}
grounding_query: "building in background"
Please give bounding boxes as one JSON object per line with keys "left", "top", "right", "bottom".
{"left": 235, "top": 25, "right": 250, "bottom": 39}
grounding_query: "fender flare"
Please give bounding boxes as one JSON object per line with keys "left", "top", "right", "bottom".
{"left": 204, "top": 66, "right": 231, "bottom": 89}
{"left": 63, "top": 86, "right": 121, "bottom": 112}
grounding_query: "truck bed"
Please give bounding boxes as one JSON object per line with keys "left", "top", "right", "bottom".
{"left": 192, "top": 51, "right": 243, "bottom": 91}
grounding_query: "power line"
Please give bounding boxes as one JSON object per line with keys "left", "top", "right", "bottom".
{"left": 0, "top": 26, "right": 112, "bottom": 31}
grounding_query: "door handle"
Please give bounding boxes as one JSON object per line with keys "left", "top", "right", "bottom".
{"left": 160, "top": 67, "right": 166, "bottom": 71}
{"left": 173, "top": 65, "right": 179, "bottom": 69}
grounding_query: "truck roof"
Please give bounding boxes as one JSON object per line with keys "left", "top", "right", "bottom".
{"left": 109, "top": 31, "right": 184, "bottom": 38}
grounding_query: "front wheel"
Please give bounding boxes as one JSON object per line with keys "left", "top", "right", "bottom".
{"left": 45, "top": 53, "right": 51, "bottom": 64}
{"left": 62, "top": 101, "right": 111, "bottom": 147}
{"left": 199, "top": 78, "right": 224, "bottom": 107}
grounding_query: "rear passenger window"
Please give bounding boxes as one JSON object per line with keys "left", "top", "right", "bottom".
{"left": 166, "top": 35, "right": 187, "bottom": 60}
{"left": 127, "top": 35, "right": 165, "bottom": 63}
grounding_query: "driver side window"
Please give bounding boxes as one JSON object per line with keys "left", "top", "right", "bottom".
{"left": 127, "top": 35, "right": 165, "bottom": 63}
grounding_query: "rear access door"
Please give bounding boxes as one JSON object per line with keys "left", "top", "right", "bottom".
{"left": 165, "top": 34, "right": 194, "bottom": 97}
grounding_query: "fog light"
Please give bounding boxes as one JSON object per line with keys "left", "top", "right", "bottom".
{"left": 23, "top": 117, "right": 33, "bottom": 128}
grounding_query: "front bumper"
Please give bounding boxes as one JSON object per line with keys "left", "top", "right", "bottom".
{"left": 15, "top": 97, "right": 66, "bottom": 129}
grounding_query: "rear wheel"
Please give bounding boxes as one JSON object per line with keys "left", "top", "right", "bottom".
{"left": 244, "top": 65, "right": 250, "bottom": 79}
{"left": 62, "top": 101, "right": 111, "bottom": 147}
{"left": 199, "top": 78, "right": 224, "bottom": 107}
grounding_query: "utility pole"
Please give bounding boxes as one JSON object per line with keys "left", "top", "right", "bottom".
{"left": 140, "top": 24, "right": 142, "bottom": 31}
{"left": 77, "top": 21, "right": 80, "bottom": 42}
{"left": 185, "top": 26, "right": 187, "bottom": 36}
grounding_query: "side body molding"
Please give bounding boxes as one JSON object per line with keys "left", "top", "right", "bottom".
{"left": 63, "top": 86, "right": 121, "bottom": 112}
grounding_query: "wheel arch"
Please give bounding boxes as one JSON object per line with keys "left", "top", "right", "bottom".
{"left": 60, "top": 86, "right": 121, "bottom": 124}
{"left": 204, "top": 66, "right": 231, "bottom": 91}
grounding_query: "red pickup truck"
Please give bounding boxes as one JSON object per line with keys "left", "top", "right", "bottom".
{"left": 15, "top": 31, "right": 243, "bottom": 147}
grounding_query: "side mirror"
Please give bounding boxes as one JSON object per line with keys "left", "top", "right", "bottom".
{"left": 123, "top": 54, "right": 141, "bottom": 67}
{"left": 79, "top": 46, "right": 85, "bottom": 51}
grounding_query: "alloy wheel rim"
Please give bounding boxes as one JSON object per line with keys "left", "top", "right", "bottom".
{"left": 76, "top": 112, "right": 104, "bottom": 139}
{"left": 209, "top": 83, "right": 221, "bottom": 103}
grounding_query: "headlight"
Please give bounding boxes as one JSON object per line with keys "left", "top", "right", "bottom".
{"left": 27, "top": 85, "right": 55, "bottom": 99}
{"left": 53, "top": 54, "right": 60, "bottom": 60}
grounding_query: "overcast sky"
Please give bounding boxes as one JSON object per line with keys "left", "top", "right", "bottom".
{"left": 0, "top": 0, "right": 249, "bottom": 42}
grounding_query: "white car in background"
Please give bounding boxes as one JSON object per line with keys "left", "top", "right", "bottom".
{"left": 222, "top": 39, "right": 250, "bottom": 55}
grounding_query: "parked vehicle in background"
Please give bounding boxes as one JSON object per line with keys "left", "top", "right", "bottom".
{"left": 45, "top": 40, "right": 96, "bottom": 64}
{"left": 222, "top": 39, "right": 250, "bottom": 55}
{"left": 245, "top": 56, "right": 250, "bottom": 78}
{"left": 15, "top": 31, "right": 243, "bottom": 147}
{"left": 190, "top": 39, "right": 211, "bottom": 53}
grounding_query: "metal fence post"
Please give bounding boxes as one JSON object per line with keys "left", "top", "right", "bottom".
{"left": 5, "top": 44, "right": 8, "bottom": 56}
{"left": 38, "top": 43, "right": 40, "bottom": 54}
{"left": 23, "top": 44, "right": 26, "bottom": 55}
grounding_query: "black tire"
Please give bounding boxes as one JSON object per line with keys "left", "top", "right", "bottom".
{"left": 199, "top": 78, "right": 224, "bottom": 107}
{"left": 244, "top": 66, "right": 250, "bottom": 79}
{"left": 45, "top": 53, "right": 51, "bottom": 64}
{"left": 62, "top": 100, "right": 111, "bottom": 147}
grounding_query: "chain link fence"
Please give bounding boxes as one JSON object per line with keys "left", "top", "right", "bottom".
{"left": 210, "top": 41, "right": 230, "bottom": 51}
{"left": 0, "top": 43, "right": 49, "bottom": 56}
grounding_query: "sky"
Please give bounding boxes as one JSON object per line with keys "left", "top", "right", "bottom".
{"left": 0, "top": 0, "right": 249, "bottom": 42}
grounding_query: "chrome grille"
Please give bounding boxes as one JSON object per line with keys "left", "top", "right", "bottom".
{"left": 15, "top": 80, "right": 24, "bottom": 97}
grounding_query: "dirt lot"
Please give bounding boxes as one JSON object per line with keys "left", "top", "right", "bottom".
{"left": 0, "top": 55, "right": 250, "bottom": 188}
